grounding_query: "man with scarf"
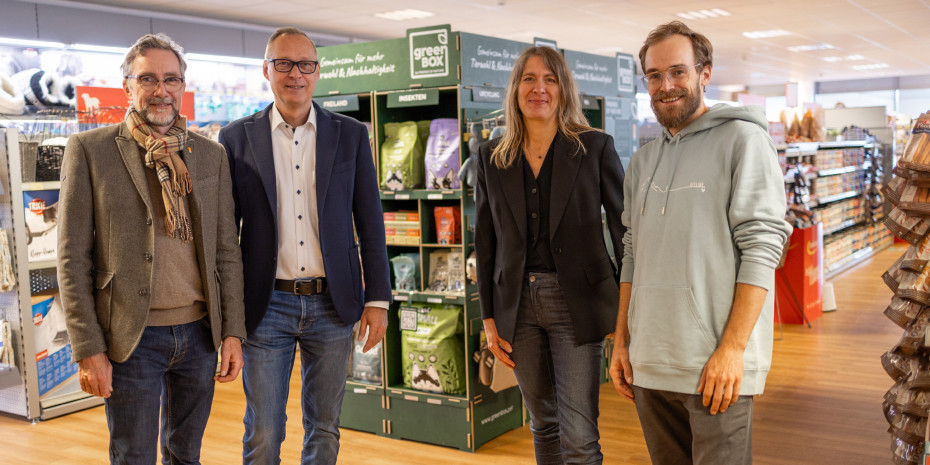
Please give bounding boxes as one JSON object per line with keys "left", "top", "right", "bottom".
{"left": 58, "top": 33, "right": 246, "bottom": 464}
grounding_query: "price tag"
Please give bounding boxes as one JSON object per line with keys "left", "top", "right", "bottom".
{"left": 427, "top": 194, "right": 442, "bottom": 200}
{"left": 426, "top": 297, "right": 442, "bottom": 304}
{"left": 396, "top": 194, "right": 410, "bottom": 200}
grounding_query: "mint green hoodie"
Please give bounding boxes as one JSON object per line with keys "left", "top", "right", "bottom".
{"left": 620, "top": 104, "right": 792, "bottom": 395}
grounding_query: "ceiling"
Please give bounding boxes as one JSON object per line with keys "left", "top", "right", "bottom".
{"left": 65, "top": 0, "right": 930, "bottom": 89}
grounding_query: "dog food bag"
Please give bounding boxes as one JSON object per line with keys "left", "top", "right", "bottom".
{"left": 425, "top": 118, "right": 461, "bottom": 190}
{"left": 350, "top": 322, "right": 382, "bottom": 384}
{"left": 427, "top": 250, "right": 450, "bottom": 292}
{"left": 398, "top": 304, "right": 465, "bottom": 394}
{"left": 380, "top": 121, "right": 424, "bottom": 191}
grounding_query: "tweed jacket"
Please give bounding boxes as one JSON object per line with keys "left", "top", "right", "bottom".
{"left": 58, "top": 122, "right": 246, "bottom": 363}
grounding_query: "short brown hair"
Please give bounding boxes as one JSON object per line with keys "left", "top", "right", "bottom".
{"left": 121, "top": 33, "right": 186, "bottom": 77}
{"left": 639, "top": 21, "right": 713, "bottom": 73}
{"left": 265, "top": 27, "right": 316, "bottom": 59}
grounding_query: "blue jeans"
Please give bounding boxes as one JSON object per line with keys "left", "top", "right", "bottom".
{"left": 105, "top": 318, "right": 217, "bottom": 465}
{"left": 241, "top": 290, "right": 354, "bottom": 465}
{"left": 510, "top": 272, "right": 604, "bottom": 465}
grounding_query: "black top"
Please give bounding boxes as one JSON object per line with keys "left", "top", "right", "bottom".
{"left": 522, "top": 143, "right": 556, "bottom": 272}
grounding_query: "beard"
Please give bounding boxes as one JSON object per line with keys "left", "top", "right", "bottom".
{"left": 651, "top": 79, "right": 703, "bottom": 131}
{"left": 139, "top": 97, "right": 179, "bottom": 127}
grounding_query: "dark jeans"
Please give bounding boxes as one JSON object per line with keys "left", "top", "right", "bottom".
{"left": 241, "top": 290, "right": 354, "bottom": 465}
{"left": 105, "top": 318, "right": 217, "bottom": 465}
{"left": 510, "top": 272, "right": 604, "bottom": 465}
{"left": 632, "top": 386, "right": 754, "bottom": 465}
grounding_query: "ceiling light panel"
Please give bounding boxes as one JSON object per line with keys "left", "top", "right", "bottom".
{"left": 374, "top": 9, "right": 434, "bottom": 21}
{"left": 742, "top": 30, "right": 792, "bottom": 39}
{"left": 851, "top": 63, "right": 889, "bottom": 70}
{"left": 787, "top": 43, "right": 835, "bottom": 52}
{"left": 675, "top": 8, "right": 730, "bottom": 20}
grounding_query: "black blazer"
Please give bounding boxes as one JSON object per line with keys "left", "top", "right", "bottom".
{"left": 475, "top": 130, "right": 626, "bottom": 345}
{"left": 218, "top": 103, "right": 392, "bottom": 333}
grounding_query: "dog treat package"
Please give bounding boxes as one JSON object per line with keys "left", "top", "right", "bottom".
{"left": 446, "top": 251, "right": 465, "bottom": 293}
{"left": 895, "top": 307, "right": 930, "bottom": 355}
{"left": 427, "top": 250, "right": 450, "bottom": 292}
{"left": 398, "top": 304, "right": 465, "bottom": 394}
{"left": 390, "top": 253, "right": 420, "bottom": 292}
{"left": 349, "top": 322, "right": 382, "bottom": 384}
{"left": 896, "top": 183, "right": 930, "bottom": 216}
{"left": 883, "top": 177, "right": 907, "bottom": 206}
{"left": 897, "top": 112, "right": 930, "bottom": 173}
{"left": 883, "top": 252, "right": 908, "bottom": 293}
{"left": 884, "top": 207, "right": 930, "bottom": 246}
{"left": 434, "top": 206, "right": 461, "bottom": 245}
{"left": 380, "top": 121, "right": 425, "bottom": 191}
{"left": 425, "top": 118, "right": 461, "bottom": 190}
{"left": 882, "top": 350, "right": 916, "bottom": 383}
{"left": 884, "top": 297, "right": 926, "bottom": 330}
{"left": 894, "top": 263, "right": 930, "bottom": 306}
{"left": 892, "top": 435, "right": 922, "bottom": 465}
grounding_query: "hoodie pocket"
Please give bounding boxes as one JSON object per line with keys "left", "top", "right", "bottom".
{"left": 629, "top": 285, "right": 717, "bottom": 369}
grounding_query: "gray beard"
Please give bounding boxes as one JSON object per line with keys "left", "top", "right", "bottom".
{"left": 138, "top": 102, "right": 179, "bottom": 127}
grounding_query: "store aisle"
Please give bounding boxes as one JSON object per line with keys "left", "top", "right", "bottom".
{"left": 0, "top": 246, "right": 904, "bottom": 464}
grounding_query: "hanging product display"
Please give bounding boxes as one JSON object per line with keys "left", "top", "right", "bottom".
{"left": 0, "top": 229, "right": 16, "bottom": 292}
{"left": 880, "top": 111, "right": 930, "bottom": 465}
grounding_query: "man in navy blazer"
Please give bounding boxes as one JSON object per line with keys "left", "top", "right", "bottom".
{"left": 218, "top": 27, "right": 391, "bottom": 465}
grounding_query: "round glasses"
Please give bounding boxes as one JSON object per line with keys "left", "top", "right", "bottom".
{"left": 265, "top": 59, "right": 319, "bottom": 74}
{"left": 125, "top": 75, "right": 185, "bottom": 91}
{"left": 641, "top": 63, "right": 704, "bottom": 89}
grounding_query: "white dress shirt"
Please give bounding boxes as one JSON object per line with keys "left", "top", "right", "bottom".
{"left": 269, "top": 104, "right": 387, "bottom": 310}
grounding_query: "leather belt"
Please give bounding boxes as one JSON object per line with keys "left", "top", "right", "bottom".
{"left": 274, "top": 277, "right": 328, "bottom": 295}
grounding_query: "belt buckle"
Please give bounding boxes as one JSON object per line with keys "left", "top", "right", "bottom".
{"left": 295, "top": 278, "right": 321, "bottom": 295}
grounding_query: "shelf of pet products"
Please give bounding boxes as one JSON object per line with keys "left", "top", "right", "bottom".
{"left": 0, "top": 128, "right": 102, "bottom": 420}
{"left": 381, "top": 189, "right": 463, "bottom": 200}
{"left": 823, "top": 223, "right": 894, "bottom": 279}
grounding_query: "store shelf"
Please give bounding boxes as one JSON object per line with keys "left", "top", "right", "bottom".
{"left": 825, "top": 243, "right": 890, "bottom": 280}
{"left": 391, "top": 290, "right": 466, "bottom": 306}
{"left": 22, "top": 181, "right": 60, "bottom": 191}
{"left": 386, "top": 385, "right": 469, "bottom": 406}
{"left": 813, "top": 190, "right": 860, "bottom": 206}
{"left": 420, "top": 243, "right": 465, "bottom": 248}
{"left": 823, "top": 219, "right": 862, "bottom": 236}
{"left": 27, "top": 260, "right": 57, "bottom": 270}
{"left": 381, "top": 190, "right": 462, "bottom": 200}
{"left": 817, "top": 165, "right": 861, "bottom": 177}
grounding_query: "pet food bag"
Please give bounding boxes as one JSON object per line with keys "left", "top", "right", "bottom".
{"left": 390, "top": 253, "right": 420, "bottom": 291}
{"left": 434, "top": 206, "right": 461, "bottom": 245}
{"left": 349, "top": 322, "right": 382, "bottom": 384}
{"left": 425, "top": 118, "right": 461, "bottom": 190}
{"left": 380, "top": 121, "right": 424, "bottom": 191}
{"left": 399, "top": 304, "right": 465, "bottom": 394}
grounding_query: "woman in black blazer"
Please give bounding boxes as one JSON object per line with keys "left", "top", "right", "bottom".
{"left": 475, "top": 45, "right": 626, "bottom": 464}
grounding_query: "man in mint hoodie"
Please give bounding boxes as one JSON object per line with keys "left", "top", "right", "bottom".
{"left": 609, "top": 21, "right": 792, "bottom": 465}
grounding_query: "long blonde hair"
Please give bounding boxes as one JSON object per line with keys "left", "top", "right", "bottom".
{"left": 491, "top": 46, "right": 593, "bottom": 169}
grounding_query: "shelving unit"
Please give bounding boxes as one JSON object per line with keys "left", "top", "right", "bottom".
{"left": 315, "top": 25, "right": 636, "bottom": 451}
{"left": 0, "top": 128, "right": 102, "bottom": 420}
{"left": 782, "top": 140, "right": 892, "bottom": 279}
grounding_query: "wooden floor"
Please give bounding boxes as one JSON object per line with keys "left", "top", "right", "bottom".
{"left": 0, "top": 246, "right": 905, "bottom": 464}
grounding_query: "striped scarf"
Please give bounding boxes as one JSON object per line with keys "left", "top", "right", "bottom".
{"left": 126, "top": 108, "right": 193, "bottom": 242}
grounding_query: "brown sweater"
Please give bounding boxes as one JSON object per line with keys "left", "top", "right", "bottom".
{"left": 142, "top": 152, "right": 206, "bottom": 326}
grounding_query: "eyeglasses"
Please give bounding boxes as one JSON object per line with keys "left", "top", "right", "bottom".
{"left": 125, "top": 75, "right": 185, "bottom": 91}
{"left": 265, "top": 58, "right": 319, "bottom": 74}
{"left": 640, "top": 63, "right": 704, "bottom": 88}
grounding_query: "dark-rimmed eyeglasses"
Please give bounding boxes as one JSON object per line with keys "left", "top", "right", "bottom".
{"left": 641, "top": 63, "right": 704, "bottom": 88}
{"left": 265, "top": 59, "right": 319, "bottom": 74}
{"left": 125, "top": 75, "right": 185, "bottom": 91}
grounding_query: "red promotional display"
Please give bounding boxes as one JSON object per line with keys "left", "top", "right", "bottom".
{"left": 75, "top": 85, "right": 195, "bottom": 125}
{"left": 775, "top": 223, "right": 823, "bottom": 325}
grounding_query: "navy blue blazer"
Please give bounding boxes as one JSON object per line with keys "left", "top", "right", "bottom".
{"left": 218, "top": 102, "right": 392, "bottom": 333}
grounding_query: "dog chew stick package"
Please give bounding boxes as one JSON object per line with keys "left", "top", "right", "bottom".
{"left": 349, "top": 322, "right": 382, "bottom": 384}
{"left": 398, "top": 304, "right": 465, "bottom": 395}
{"left": 380, "top": 121, "right": 424, "bottom": 191}
{"left": 425, "top": 118, "right": 461, "bottom": 190}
